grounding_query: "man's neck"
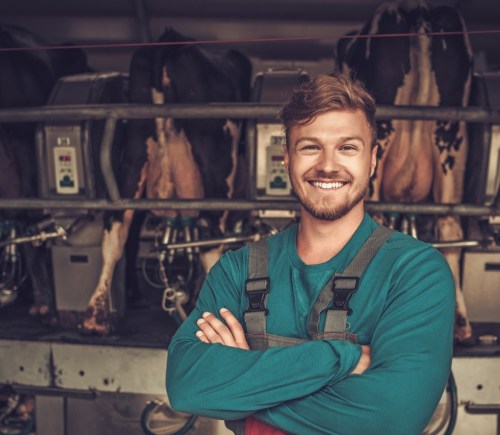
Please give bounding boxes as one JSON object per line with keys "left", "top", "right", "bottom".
{"left": 296, "top": 207, "right": 365, "bottom": 265}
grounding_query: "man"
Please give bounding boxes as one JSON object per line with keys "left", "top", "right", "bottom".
{"left": 166, "top": 73, "right": 455, "bottom": 435}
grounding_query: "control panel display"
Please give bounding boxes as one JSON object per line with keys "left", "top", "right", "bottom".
{"left": 53, "top": 146, "right": 79, "bottom": 194}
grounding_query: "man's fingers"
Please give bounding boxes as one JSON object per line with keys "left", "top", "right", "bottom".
{"left": 220, "top": 308, "right": 249, "bottom": 350}
{"left": 198, "top": 312, "right": 237, "bottom": 347}
{"left": 195, "top": 330, "right": 209, "bottom": 343}
{"left": 196, "top": 317, "right": 224, "bottom": 344}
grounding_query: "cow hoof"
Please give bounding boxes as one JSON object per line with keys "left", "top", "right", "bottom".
{"left": 455, "top": 333, "right": 477, "bottom": 347}
{"left": 79, "top": 293, "right": 115, "bottom": 336}
{"left": 78, "top": 322, "right": 111, "bottom": 337}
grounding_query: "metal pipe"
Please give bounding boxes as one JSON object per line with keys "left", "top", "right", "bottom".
{"left": 0, "top": 104, "right": 500, "bottom": 123}
{"left": 431, "top": 240, "right": 483, "bottom": 249}
{"left": 161, "top": 235, "right": 486, "bottom": 251}
{"left": 99, "top": 116, "right": 120, "bottom": 201}
{"left": 160, "top": 233, "right": 262, "bottom": 250}
{"left": 0, "top": 198, "right": 498, "bottom": 216}
{"left": 0, "top": 228, "right": 67, "bottom": 248}
{"left": 246, "top": 120, "right": 257, "bottom": 199}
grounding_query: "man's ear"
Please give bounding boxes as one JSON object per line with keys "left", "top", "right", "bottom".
{"left": 370, "top": 144, "right": 378, "bottom": 178}
{"left": 283, "top": 143, "right": 289, "bottom": 172}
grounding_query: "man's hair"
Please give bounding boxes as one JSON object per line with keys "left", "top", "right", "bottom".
{"left": 279, "top": 72, "right": 377, "bottom": 148}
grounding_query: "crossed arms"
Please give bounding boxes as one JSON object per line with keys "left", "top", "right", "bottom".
{"left": 196, "top": 308, "right": 371, "bottom": 375}
{"left": 166, "top": 246, "right": 455, "bottom": 435}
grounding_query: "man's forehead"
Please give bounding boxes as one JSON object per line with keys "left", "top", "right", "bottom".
{"left": 289, "top": 110, "right": 371, "bottom": 137}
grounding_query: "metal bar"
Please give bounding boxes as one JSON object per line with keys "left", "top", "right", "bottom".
{"left": 100, "top": 116, "right": 120, "bottom": 201}
{"left": 465, "top": 402, "right": 500, "bottom": 435}
{"left": 0, "top": 198, "right": 498, "bottom": 216}
{"left": 0, "top": 229, "right": 66, "bottom": 248}
{"left": 0, "top": 104, "right": 499, "bottom": 123}
{"left": 160, "top": 233, "right": 262, "bottom": 250}
{"left": 431, "top": 240, "right": 482, "bottom": 249}
{"left": 13, "top": 384, "right": 98, "bottom": 399}
{"left": 154, "top": 238, "right": 487, "bottom": 251}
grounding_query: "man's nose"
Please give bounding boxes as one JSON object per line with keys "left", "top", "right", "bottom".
{"left": 317, "top": 149, "right": 342, "bottom": 173}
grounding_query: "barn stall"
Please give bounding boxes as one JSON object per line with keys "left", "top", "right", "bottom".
{"left": 0, "top": 0, "right": 499, "bottom": 434}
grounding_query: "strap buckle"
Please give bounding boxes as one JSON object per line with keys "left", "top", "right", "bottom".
{"left": 331, "top": 276, "right": 359, "bottom": 315}
{"left": 245, "top": 278, "right": 270, "bottom": 313}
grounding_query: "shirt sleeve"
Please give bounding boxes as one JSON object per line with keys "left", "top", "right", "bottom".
{"left": 253, "top": 246, "right": 455, "bottom": 435}
{"left": 166, "top": 249, "right": 362, "bottom": 420}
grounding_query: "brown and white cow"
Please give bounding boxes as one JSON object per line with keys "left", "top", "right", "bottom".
{"left": 80, "top": 28, "right": 251, "bottom": 335}
{"left": 338, "top": 1, "right": 474, "bottom": 343}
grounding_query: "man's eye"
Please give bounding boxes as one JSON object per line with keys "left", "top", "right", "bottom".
{"left": 340, "top": 144, "right": 358, "bottom": 151}
{"left": 299, "top": 144, "right": 319, "bottom": 151}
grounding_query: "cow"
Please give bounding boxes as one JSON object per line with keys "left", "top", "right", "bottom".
{"left": 338, "top": 1, "right": 474, "bottom": 344}
{"left": 80, "top": 28, "right": 252, "bottom": 335}
{"left": 0, "top": 25, "right": 88, "bottom": 324}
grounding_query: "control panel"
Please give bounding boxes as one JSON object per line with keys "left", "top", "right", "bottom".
{"left": 53, "top": 144, "right": 79, "bottom": 194}
{"left": 265, "top": 141, "right": 291, "bottom": 196}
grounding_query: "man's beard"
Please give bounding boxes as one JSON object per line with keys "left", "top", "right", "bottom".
{"left": 294, "top": 178, "right": 369, "bottom": 221}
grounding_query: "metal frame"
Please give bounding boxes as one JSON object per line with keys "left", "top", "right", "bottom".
{"left": 0, "top": 102, "right": 499, "bottom": 214}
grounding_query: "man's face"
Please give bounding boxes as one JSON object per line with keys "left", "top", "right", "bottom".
{"left": 284, "top": 110, "right": 377, "bottom": 222}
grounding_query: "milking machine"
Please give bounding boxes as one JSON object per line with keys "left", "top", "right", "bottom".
{"left": 34, "top": 71, "right": 129, "bottom": 326}
{"left": 0, "top": 216, "right": 71, "bottom": 308}
{"left": 248, "top": 68, "right": 308, "bottom": 230}
{"left": 462, "top": 71, "right": 500, "bottom": 326}
{"left": 138, "top": 213, "right": 276, "bottom": 327}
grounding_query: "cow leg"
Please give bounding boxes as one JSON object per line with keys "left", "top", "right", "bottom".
{"left": 26, "top": 245, "right": 57, "bottom": 325}
{"left": 432, "top": 120, "right": 471, "bottom": 343}
{"left": 80, "top": 164, "right": 148, "bottom": 335}
{"left": 197, "top": 120, "right": 240, "bottom": 275}
{"left": 434, "top": 215, "right": 471, "bottom": 342}
{"left": 80, "top": 214, "right": 133, "bottom": 335}
{"left": 430, "top": 6, "right": 473, "bottom": 343}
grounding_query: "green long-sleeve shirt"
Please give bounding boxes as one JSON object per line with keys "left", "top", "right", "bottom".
{"left": 166, "top": 214, "right": 455, "bottom": 434}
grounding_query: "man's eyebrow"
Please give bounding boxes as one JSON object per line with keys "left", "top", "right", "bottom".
{"left": 338, "top": 136, "right": 366, "bottom": 146}
{"left": 294, "top": 136, "right": 367, "bottom": 148}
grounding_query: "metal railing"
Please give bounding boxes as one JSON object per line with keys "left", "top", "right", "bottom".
{"left": 0, "top": 102, "right": 499, "bottom": 215}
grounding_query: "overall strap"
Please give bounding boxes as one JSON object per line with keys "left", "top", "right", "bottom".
{"left": 308, "top": 225, "right": 394, "bottom": 336}
{"left": 244, "top": 238, "right": 270, "bottom": 336}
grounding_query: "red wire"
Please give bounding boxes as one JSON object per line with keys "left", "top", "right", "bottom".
{"left": 0, "top": 28, "right": 499, "bottom": 53}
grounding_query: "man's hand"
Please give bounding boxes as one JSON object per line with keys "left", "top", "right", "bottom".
{"left": 195, "top": 308, "right": 250, "bottom": 350}
{"left": 351, "top": 345, "right": 371, "bottom": 375}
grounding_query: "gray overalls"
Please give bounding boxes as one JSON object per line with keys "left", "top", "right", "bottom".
{"left": 226, "top": 225, "right": 393, "bottom": 434}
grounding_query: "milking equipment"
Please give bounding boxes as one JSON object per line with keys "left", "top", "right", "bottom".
{"left": 248, "top": 68, "right": 308, "bottom": 228}
{"left": 35, "top": 72, "right": 128, "bottom": 326}
{"left": 462, "top": 71, "right": 500, "bottom": 325}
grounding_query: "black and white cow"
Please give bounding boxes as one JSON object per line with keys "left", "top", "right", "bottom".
{"left": 80, "top": 28, "right": 251, "bottom": 335}
{"left": 0, "top": 25, "right": 88, "bottom": 323}
{"left": 338, "top": 1, "right": 473, "bottom": 343}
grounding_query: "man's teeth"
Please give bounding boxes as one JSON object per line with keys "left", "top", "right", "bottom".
{"left": 312, "top": 181, "right": 345, "bottom": 189}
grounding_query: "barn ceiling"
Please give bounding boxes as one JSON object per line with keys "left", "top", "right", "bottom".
{"left": 2, "top": 0, "right": 500, "bottom": 72}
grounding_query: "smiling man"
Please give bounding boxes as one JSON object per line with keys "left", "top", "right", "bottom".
{"left": 166, "top": 73, "right": 455, "bottom": 435}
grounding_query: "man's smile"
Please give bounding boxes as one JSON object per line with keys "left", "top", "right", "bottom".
{"left": 309, "top": 180, "right": 348, "bottom": 190}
